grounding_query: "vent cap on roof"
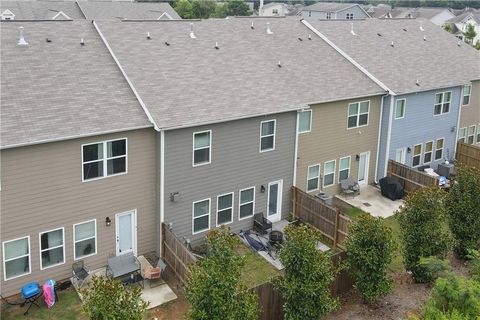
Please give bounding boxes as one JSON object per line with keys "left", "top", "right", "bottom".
{"left": 18, "top": 26, "right": 28, "bottom": 46}
{"left": 190, "top": 23, "right": 196, "bottom": 39}
{"left": 350, "top": 23, "right": 356, "bottom": 35}
{"left": 266, "top": 22, "right": 273, "bottom": 34}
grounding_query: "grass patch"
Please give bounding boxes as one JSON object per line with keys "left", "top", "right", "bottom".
{"left": 382, "top": 214, "right": 404, "bottom": 273}
{"left": 1, "top": 288, "right": 86, "bottom": 320}
{"left": 237, "top": 243, "right": 281, "bottom": 289}
{"left": 342, "top": 207, "right": 368, "bottom": 219}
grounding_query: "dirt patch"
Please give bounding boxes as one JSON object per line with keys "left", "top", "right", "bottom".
{"left": 147, "top": 293, "right": 188, "bottom": 320}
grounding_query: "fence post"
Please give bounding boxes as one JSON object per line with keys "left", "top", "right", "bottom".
{"left": 333, "top": 210, "right": 339, "bottom": 247}
{"left": 292, "top": 187, "right": 297, "bottom": 219}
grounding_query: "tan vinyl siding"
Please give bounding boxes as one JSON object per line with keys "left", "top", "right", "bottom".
{"left": 459, "top": 80, "right": 480, "bottom": 132}
{"left": 297, "top": 95, "right": 382, "bottom": 194}
{"left": 0, "top": 128, "right": 157, "bottom": 296}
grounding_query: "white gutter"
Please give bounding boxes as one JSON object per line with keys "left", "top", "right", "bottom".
{"left": 93, "top": 20, "right": 160, "bottom": 132}
{"left": 159, "top": 129, "right": 165, "bottom": 255}
{"left": 293, "top": 112, "right": 299, "bottom": 187}
{"left": 301, "top": 19, "right": 395, "bottom": 96}
{"left": 383, "top": 95, "right": 396, "bottom": 178}
{"left": 454, "top": 86, "right": 464, "bottom": 158}
{"left": 374, "top": 94, "right": 387, "bottom": 183}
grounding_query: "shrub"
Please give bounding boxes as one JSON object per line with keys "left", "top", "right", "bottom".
{"left": 416, "top": 256, "right": 450, "bottom": 284}
{"left": 345, "top": 214, "right": 396, "bottom": 303}
{"left": 446, "top": 166, "right": 480, "bottom": 258}
{"left": 80, "top": 276, "right": 149, "bottom": 320}
{"left": 184, "top": 227, "right": 259, "bottom": 320}
{"left": 423, "top": 275, "right": 480, "bottom": 319}
{"left": 275, "top": 224, "right": 338, "bottom": 320}
{"left": 467, "top": 249, "right": 480, "bottom": 283}
{"left": 396, "top": 187, "right": 454, "bottom": 282}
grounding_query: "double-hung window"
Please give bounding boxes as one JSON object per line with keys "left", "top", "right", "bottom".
{"left": 217, "top": 193, "right": 233, "bottom": 226}
{"left": 74, "top": 220, "right": 97, "bottom": 259}
{"left": 467, "top": 125, "right": 476, "bottom": 144}
{"left": 477, "top": 124, "right": 480, "bottom": 143}
{"left": 395, "top": 99, "right": 406, "bottom": 119}
{"left": 260, "top": 120, "right": 276, "bottom": 152}
{"left": 423, "top": 141, "right": 433, "bottom": 164}
{"left": 307, "top": 164, "right": 320, "bottom": 192}
{"left": 193, "top": 131, "right": 211, "bottom": 166}
{"left": 326, "top": 12, "right": 332, "bottom": 19}
{"left": 3, "top": 237, "right": 30, "bottom": 280}
{"left": 323, "top": 160, "right": 336, "bottom": 188}
{"left": 463, "top": 84, "right": 471, "bottom": 105}
{"left": 339, "top": 156, "right": 351, "bottom": 181}
{"left": 347, "top": 101, "right": 369, "bottom": 128}
{"left": 298, "top": 110, "right": 312, "bottom": 133}
{"left": 458, "top": 127, "right": 467, "bottom": 143}
{"left": 412, "top": 144, "right": 422, "bottom": 167}
{"left": 239, "top": 187, "right": 255, "bottom": 220}
{"left": 435, "top": 138, "right": 444, "bottom": 161}
{"left": 82, "top": 139, "right": 127, "bottom": 181}
{"left": 434, "top": 92, "right": 451, "bottom": 115}
{"left": 39, "top": 228, "right": 65, "bottom": 270}
{"left": 193, "top": 199, "right": 210, "bottom": 234}
{"left": 346, "top": 13, "right": 354, "bottom": 19}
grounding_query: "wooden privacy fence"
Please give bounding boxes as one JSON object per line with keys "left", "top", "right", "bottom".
{"left": 456, "top": 142, "right": 480, "bottom": 168}
{"left": 291, "top": 187, "right": 350, "bottom": 250}
{"left": 387, "top": 160, "right": 438, "bottom": 194}
{"left": 161, "top": 223, "right": 198, "bottom": 285}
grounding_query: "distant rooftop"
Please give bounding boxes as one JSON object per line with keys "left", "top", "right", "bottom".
{"left": 0, "top": 1, "right": 84, "bottom": 20}
{"left": 303, "top": 2, "right": 363, "bottom": 12}
{"left": 77, "top": 1, "right": 181, "bottom": 20}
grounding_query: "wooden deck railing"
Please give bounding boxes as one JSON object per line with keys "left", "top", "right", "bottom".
{"left": 456, "top": 142, "right": 480, "bottom": 168}
{"left": 387, "top": 159, "right": 437, "bottom": 194}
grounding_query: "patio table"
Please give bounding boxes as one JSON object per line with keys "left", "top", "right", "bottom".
{"left": 107, "top": 252, "right": 144, "bottom": 288}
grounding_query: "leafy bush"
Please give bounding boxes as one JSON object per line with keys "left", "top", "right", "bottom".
{"left": 344, "top": 214, "right": 396, "bottom": 303}
{"left": 396, "top": 187, "right": 454, "bottom": 282}
{"left": 423, "top": 275, "right": 480, "bottom": 319}
{"left": 446, "top": 166, "right": 480, "bottom": 258}
{"left": 275, "top": 224, "right": 338, "bottom": 320}
{"left": 416, "top": 256, "right": 450, "bottom": 284}
{"left": 80, "top": 276, "right": 149, "bottom": 320}
{"left": 467, "top": 249, "right": 480, "bottom": 283}
{"left": 184, "top": 227, "right": 259, "bottom": 320}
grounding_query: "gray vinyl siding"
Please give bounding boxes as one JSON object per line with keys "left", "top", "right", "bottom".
{"left": 0, "top": 129, "right": 157, "bottom": 296}
{"left": 335, "top": 5, "right": 369, "bottom": 19}
{"left": 163, "top": 112, "right": 296, "bottom": 244}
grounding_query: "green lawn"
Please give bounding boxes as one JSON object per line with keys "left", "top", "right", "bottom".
{"left": 382, "top": 214, "right": 404, "bottom": 273}
{"left": 342, "top": 207, "right": 368, "bottom": 219}
{"left": 237, "top": 243, "right": 281, "bottom": 289}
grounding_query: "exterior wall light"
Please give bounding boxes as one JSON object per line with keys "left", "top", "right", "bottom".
{"left": 105, "top": 217, "right": 111, "bottom": 227}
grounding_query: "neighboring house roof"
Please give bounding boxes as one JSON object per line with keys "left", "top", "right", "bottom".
{"left": 303, "top": 2, "right": 362, "bottom": 13}
{"left": 414, "top": 7, "right": 452, "bottom": 20}
{"left": 447, "top": 11, "right": 480, "bottom": 24}
{"left": 0, "top": 21, "right": 152, "bottom": 149}
{"left": 262, "top": 2, "right": 288, "bottom": 10}
{"left": 95, "top": 18, "right": 385, "bottom": 130}
{"left": 0, "top": 1, "right": 85, "bottom": 20}
{"left": 366, "top": 4, "right": 392, "bottom": 19}
{"left": 306, "top": 18, "right": 480, "bottom": 94}
{"left": 77, "top": 2, "right": 181, "bottom": 20}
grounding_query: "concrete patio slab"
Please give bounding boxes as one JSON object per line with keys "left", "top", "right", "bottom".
{"left": 336, "top": 185, "right": 403, "bottom": 218}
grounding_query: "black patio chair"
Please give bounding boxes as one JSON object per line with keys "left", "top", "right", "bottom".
{"left": 253, "top": 212, "right": 272, "bottom": 234}
{"left": 72, "top": 260, "right": 90, "bottom": 288}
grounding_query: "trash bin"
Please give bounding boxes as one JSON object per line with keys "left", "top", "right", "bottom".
{"left": 316, "top": 192, "right": 333, "bottom": 206}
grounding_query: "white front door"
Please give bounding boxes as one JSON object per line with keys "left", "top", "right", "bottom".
{"left": 358, "top": 151, "right": 370, "bottom": 186}
{"left": 115, "top": 210, "right": 137, "bottom": 256}
{"left": 267, "top": 180, "right": 283, "bottom": 223}
{"left": 395, "top": 148, "right": 406, "bottom": 164}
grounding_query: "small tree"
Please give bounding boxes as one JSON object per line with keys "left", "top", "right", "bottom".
{"left": 223, "top": 0, "right": 251, "bottom": 16}
{"left": 275, "top": 224, "right": 338, "bottom": 320}
{"left": 442, "top": 23, "right": 453, "bottom": 33}
{"left": 191, "top": 0, "right": 217, "bottom": 19}
{"left": 80, "top": 276, "right": 149, "bottom": 320}
{"left": 396, "top": 187, "right": 454, "bottom": 282}
{"left": 446, "top": 166, "right": 480, "bottom": 258}
{"left": 174, "top": 0, "right": 193, "bottom": 19}
{"left": 345, "top": 214, "right": 396, "bottom": 303}
{"left": 184, "top": 227, "right": 259, "bottom": 320}
{"left": 463, "top": 24, "right": 477, "bottom": 44}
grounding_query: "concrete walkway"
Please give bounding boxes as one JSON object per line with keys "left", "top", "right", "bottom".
{"left": 336, "top": 185, "right": 403, "bottom": 218}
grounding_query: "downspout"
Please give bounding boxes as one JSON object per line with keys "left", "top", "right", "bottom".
{"left": 159, "top": 130, "right": 165, "bottom": 255}
{"left": 383, "top": 94, "right": 396, "bottom": 178}
{"left": 374, "top": 94, "right": 387, "bottom": 183}
{"left": 454, "top": 85, "right": 464, "bottom": 159}
{"left": 293, "top": 112, "right": 299, "bottom": 187}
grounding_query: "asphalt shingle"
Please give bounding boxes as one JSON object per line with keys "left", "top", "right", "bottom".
{"left": 77, "top": 2, "right": 181, "bottom": 20}
{"left": 0, "top": 1, "right": 85, "bottom": 20}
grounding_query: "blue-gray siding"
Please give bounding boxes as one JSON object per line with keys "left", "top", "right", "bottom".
{"left": 300, "top": 5, "right": 369, "bottom": 19}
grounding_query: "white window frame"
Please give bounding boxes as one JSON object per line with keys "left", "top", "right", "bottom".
{"left": 3, "top": 236, "right": 31, "bottom": 281}
{"left": 157, "top": 12, "right": 173, "bottom": 20}
{"left": 216, "top": 192, "right": 234, "bottom": 227}
{"left": 338, "top": 156, "right": 351, "bottom": 182}
{"left": 73, "top": 219, "right": 97, "bottom": 260}
{"left": 395, "top": 99, "right": 406, "bottom": 119}
{"left": 412, "top": 143, "right": 422, "bottom": 167}
{"left": 323, "top": 160, "right": 336, "bottom": 188}
{"left": 81, "top": 138, "right": 128, "bottom": 182}
{"left": 297, "top": 109, "right": 312, "bottom": 134}
{"left": 395, "top": 147, "right": 406, "bottom": 164}
{"left": 326, "top": 12, "right": 332, "bottom": 19}
{"left": 238, "top": 187, "right": 255, "bottom": 221}
{"left": 458, "top": 127, "right": 467, "bottom": 143}
{"left": 433, "top": 91, "right": 452, "bottom": 116}
{"left": 1, "top": 9, "right": 15, "bottom": 20}
{"left": 346, "top": 13, "right": 354, "bottom": 20}
{"left": 306, "top": 164, "right": 321, "bottom": 192}
{"left": 259, "top": 119, "right": 276, "bottom": 153}
{"left": 192, "top": 130, "right": 212, "bottom": 167}
{"left": 347, "top": 100, "right": 370, "bottom": 129}
{"left": 39, "top": 227, "right": 65, "bottom": 270}
{"left": 477, "top": 124, "right": 480, "bottom": 144}
{"left": 192, "top": 198, "right": 211, "bottom": 235}
{"left": 467, "top": 125, "right": 476, "bottom": 144}
{"left": 51, "top": 11, "right": 71, "bottom": 20}
{"left": 423, "top": 140, "right": 434, "bottom": 164}
{"left": 435, "top": 138, "right": 444, "bottom": 161}
{"left": 462, "top": 84, "right": 472, "bottom": 106}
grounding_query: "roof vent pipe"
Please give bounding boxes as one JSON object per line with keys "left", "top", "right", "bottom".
{"left": 308, "top": 34, "right": 312, "bottom": 40}
{"left": 189, "top": 23, "right": 196, "bottom": 39}
{"left": 350, "top": 23, "right": 356, "bottom": 35}
{"left": 251, "top": 21, "right": 255, "bottom": 29}
{"left": 277, "top": 60, "right": 281, "bottom": 68}
{"left": 147, "top": 32, "right": 151, "bottom": 40}
{"left": 457, "top": 40, "right": 461, "bottom": 46}
{"left": 266, "top": 22, "right": 273, "bottom": 34}
{"left": 423, "top": 35, "right": 427, "bottom": 41}
{"left": 416, "top": 79, "right": 420, "bottom": 86}
{"left": 80, "top": 38, "right": 85, "bottom": 46}
{"left": 419, "top": 21, "right": 424, "bottom": 31}
{"left": 214, "top": 42, "right": 219, "bottom": 49}
{"left": 18, "top": 26, "right": 28, "bottom": 46}
{"left": 390, "top": 41, "right": 394, "bottom": 47}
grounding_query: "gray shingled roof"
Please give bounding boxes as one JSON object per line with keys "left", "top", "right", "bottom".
{"left": 77, "top": 2, "right": 181, "bottom": 20}
{"left": 0, "top": 21, "right": 152, "bottom": 149}
{"left": 303, "top": 2, "right": 361, "bottom": 13}
{"left": 448, "top": 11, "right": 480, "bottom": 24}
{"left": 0, "top": 1, "right": 85, "bottom": 20}
{"left": 306, "top": 18, "right": 480, "bottom": 94}
{"left": 95, "top": 18, "right": 385, "bottom": 130}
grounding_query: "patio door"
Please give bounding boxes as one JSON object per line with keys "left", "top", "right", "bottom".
{"left": 358, "top": 151, "right": 370, "bottom": 186}
{"left": 267, "top": 180, "right": 283, "bottom": 223}
{"left": 395, "top": 148, "right": 406, "bottom": 164}
{"left": 115, "top": 210, "right": 137, "bottom": 256}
